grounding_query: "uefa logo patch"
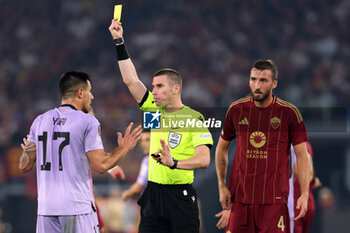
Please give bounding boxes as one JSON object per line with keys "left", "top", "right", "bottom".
{"left": 143, "top": 110, "right": 161, "bottom": 129}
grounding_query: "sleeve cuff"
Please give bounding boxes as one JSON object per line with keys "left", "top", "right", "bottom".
{"left": 138, "top": 90, "right": 149, "bottom": 107}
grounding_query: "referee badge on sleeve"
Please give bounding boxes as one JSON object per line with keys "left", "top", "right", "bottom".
{"left": 168, "top": 132, "right": 182, "bottom": 148}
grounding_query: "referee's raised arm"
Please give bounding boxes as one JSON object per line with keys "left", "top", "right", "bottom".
{"left": 108, "top": 18, "right": 147, "bottom": 103}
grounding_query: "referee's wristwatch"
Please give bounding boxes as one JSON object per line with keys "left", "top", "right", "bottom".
{"left": 170, "top": 158, "right": 178, "bottom": 170}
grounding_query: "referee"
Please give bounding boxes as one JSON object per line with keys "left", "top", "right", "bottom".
{"left": 109, "top": 19, "right": 213, "bottom": 233}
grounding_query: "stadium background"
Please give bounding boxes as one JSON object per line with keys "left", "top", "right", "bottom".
{"left": 0, "top": 0, "right": 349, "bottom": 232}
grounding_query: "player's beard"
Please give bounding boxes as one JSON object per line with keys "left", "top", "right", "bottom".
{"left": 251, "top": 89, "right": 271, "bottom": 102}
{"left": 82, "top": 103, "right": 91, "bottom": 113}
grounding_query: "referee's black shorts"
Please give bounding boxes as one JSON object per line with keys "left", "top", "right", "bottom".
{"left": 137, "top": 181, "right": 199, "bottom": 233}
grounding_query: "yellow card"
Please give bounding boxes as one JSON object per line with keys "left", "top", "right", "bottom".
{"left": 114, "top": 5, "right": 122, "bottom": 21}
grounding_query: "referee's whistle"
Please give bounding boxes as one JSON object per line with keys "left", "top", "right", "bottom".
{"left": 151, "top": 153, "right": 161, "bottom": 158}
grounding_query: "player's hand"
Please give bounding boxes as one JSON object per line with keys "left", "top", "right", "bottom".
{"left": 215, "top": 209, "right": 231, "bottom": 229}
{"left": 152, "top": 139, "right": 174, "bottom": 167}
{"left": 117, "top": 122, "right": 143, "bottom": 152}
{"left": 107, "top": 165, "right": 125, "bottom": 180}
{"left": 109, "top": 18, "right": 123, "bottom": 39}
{"left": 314, "top": 177, "right": 322, "bottom": 189}
{"left": 20, "top": 134, "right": 30, "bottom": 150}
{"left": 19, "top": 135, "right": 31, "bottom": 170}
{"left": 218, "top": 184, "right": 232, "bottom": 210}
{"left": 294, "top": 192, "right": 308, "bottom": 220}
{"left": 121, "top": 190, "right": 129, "bottom": 201}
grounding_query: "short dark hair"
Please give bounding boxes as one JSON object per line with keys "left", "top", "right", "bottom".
{"left": 252, "top": 59, "right": 278, "bottom": 81}
{"left": 59, "top": 71, "right": 91, "bottom": 98}
{"left": 154, "top": 68, "right": 183, "bottom": 91}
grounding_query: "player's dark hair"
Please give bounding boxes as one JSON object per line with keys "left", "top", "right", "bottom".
{"left": 59, "top": 71, "right": 91, "bottom": 98}
{"left": 252, "top": 59, "right": 278, "bottom": 81}
{"left": 154, "top": 68, "right": 183, "bottom": 91}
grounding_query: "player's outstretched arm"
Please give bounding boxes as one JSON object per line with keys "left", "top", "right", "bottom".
{"left": 87, "top": 122, "right": 143, "bottom": 174}
{"left": 19, "top": 136, "right": 37, "bottom": 173}
{"left": 294, "top": 142, "right": 311, "bottom": 220}
{"left": 152, "top": 139, "right": 210, "bottom": 170}
{"left": 108, "top": 165, "right": 125, "bottom": 179}
{"left": 215, "top": 137, "right": 232, "bottom": 210}
{"left": 108, "top": 19, "right": 147, "bottom": 103}
{"left": 121, "top": 182, "right": 145, "bottom": 201}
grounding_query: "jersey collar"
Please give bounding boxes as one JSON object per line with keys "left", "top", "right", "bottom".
{"left": 60, "top": 104, "right": 77, "bottom": 110}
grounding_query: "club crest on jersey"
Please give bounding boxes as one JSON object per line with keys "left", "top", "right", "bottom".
{"left": 270, "top": 117, "right": 281, "bottom": 129}
{"left": 168, "top": 132, "right": 182, "bottom": 148}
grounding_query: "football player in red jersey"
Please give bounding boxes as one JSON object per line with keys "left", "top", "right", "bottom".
{"left": 215, "top": 60, "right": 311, "bottom": 233}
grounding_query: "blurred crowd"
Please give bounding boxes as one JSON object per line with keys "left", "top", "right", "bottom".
{"left": 0, "top": 0, "right": 348, "bottom": 232}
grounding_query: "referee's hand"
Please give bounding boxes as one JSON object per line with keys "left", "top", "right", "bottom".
{"left": 109, "top": 18, "right": 123, "bottom": 39}
{"left": 152, "top": 139, "right": 174, "bottom": 168}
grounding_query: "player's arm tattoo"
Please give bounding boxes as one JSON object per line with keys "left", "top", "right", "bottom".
{"left": 218, "top": 158, "right": 228, "bottom": 172}
{"left": 19, "top": 142, "right": 37, "bottom": 173}
{"left": 216, "top": 156, "right": 228, "bottom": 185}
{"left": 219, "top": 158, "right": 227, "bottom": 166}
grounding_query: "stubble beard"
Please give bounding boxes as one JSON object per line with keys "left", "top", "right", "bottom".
{"left": 251, "top": 89, "right": 271, "bottom": 102}
{"left": 82, "top": 103, "right": 91, "bottom": 114}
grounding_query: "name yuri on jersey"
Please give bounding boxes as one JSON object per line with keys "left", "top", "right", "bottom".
{"left": 53, "top": 117, "right": 67, "bottom": 126}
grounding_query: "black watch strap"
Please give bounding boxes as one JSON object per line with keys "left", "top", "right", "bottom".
{"left": 113, "top": 37, "right": 124, "bottom": 45}
{"left": 170, "top": 158, "right": 178, "bottom": 170}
